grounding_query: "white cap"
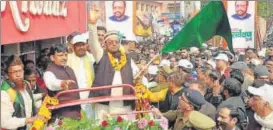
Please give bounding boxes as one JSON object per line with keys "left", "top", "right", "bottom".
{"left": 250, "top": 59, "right": 262, "bottom": 65}
{"left": 126, "top": 34, "right": 138, "bottom": 43}
{"left": 258, "top": 48, "right": 267, "bottom": 57}
{"left": 202, "top": 43, "right": 208, "bottom": 49}
{"left": 159, "top": 59, "right": 171, "bottom": 67}
{"left": 71, "top": 34, "right": 87, "bottom": 44}
{"left": 148, "top": 65, "right": 159, "bottom": 75}
{"left": 206, "top": 60, "right": 216, "bottom": 69}
{"left": 248, "top": 84, "right": 273, "bottom": 108}
{"left": 82, "top": 31, "right": 89, "bottom": 40}
{"left": 215, "top": 53, "right": 228, "bottom": 62}
{"left": 177, "top": 59, "right": 193, "bottom": 69}
{"left": 190, "top": 47, "right": 199, "bottom": 53}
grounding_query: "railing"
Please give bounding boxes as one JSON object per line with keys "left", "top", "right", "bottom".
{"left": 48, "top": 84, "right": 136, "bottom": 110}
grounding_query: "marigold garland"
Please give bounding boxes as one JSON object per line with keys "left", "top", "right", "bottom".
{"left": 135, "top": 81, "right": 150, "bottom": 119}
{"left": 108, "top": 50, "right": 127, "bottom": 71}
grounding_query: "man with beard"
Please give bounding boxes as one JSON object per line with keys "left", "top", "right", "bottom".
{"left": 1, "top": 55, "right": 46, "bottom": 130}
{"left": 43, "top": 44, "right": 81, "bottom": 121}
{"left": 231, "top": 1, "right": 251, "bottom": 20}
{"left": 67, "top": 34, "right": 95, "bottom": 119}
{"left": 217, "top": 105, "right": 244, "bottom": 130}
{"left": 217, "top": 78, "right": 247, "bottom": 126}
{"left": 109, "top": 1, "right": 129, "bottom": 22}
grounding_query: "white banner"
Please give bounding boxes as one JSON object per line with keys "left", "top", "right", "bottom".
{"left": 105, "top": 1, "right": 133, "bottom": 39}
{"left": 227, "top": 1, "right": 255, "bottom": 50}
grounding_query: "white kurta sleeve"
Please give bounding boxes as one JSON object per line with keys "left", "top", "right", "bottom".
{"left": 131, "top": 59, "right": 139, "bottom": 77}
{"left": 88, "top": 24, "right": 103, "bottom": 63}
{"left": 130, "top": 59, "right": 148, "bottom": 85}
{"left": 1, "top": 91, "right": 27, "bottom": 129}
{"left": 43, "top": 71, "right": 62, "bottom": 91}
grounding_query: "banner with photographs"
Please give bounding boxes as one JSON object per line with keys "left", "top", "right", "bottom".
{"left": 227, "top": 1, "right": 256, "bottom": 51}
{"left": 105, "top": 1, "right": 134, "bottom": 39}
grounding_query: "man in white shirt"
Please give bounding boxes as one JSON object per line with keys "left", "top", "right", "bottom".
{"left": 43, "top": 44, "right": 81, "bottom": 120}
{"left": 1, "top": 55, "right": 46, "bottom": 130}
{"left": 248, "top": 84, "right": 273, "bottom": 130}
{"left": 67, "top": 33, "right": 95, "bottom": 119}
{"left": 88, "top": 23, "right": 140, "bottom": 120}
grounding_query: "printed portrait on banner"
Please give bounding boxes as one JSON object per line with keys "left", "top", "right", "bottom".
{"left": 105, "top": 1, "right": 133, "bottom": 38}
{"left": 228, "top": 1, "right": 255, "bottom": 50}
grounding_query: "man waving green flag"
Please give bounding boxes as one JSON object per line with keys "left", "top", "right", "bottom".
{"left": 161, "top": 1, "right": 233, "bottom": 53}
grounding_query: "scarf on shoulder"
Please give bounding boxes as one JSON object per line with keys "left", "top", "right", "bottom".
{"left": 254, "top": 112, "right": 273, "bottom": 130}
{"left": 67, "top": 53, "right": 94, "bottom": 88}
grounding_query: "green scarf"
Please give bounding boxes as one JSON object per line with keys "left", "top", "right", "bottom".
{"left": 1, "top": 80, "right": 36, "bottom": 117}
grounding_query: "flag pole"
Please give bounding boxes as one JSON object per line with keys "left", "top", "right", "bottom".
{"left": 134, "top": 53, "right": 160, "bottom": 79}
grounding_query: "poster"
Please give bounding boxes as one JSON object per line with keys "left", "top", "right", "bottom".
{"left": 105, "top": 1, "right": 133, "bottom": 39}
{"left": 227, "top": 1, "right": 255, "bottom": 50}
{"left": 87, "top": 1, "right": 106, "bottom": 27}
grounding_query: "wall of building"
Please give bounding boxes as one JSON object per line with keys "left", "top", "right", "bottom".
{"left": 159, "top": 1, "right": 181, "bottom": 14}
{"left": 136, "top": 1, "right": 162, "bottom": 16}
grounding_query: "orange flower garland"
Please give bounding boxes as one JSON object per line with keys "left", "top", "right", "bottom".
{"left": 108, "top": 50, "right": 127, "bottom": 71}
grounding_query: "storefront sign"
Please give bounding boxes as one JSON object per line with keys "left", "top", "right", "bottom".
{"left": 1, "top": 1, "right": 87, "bottom": 45}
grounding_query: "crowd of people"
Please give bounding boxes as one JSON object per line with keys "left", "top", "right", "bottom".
{"left": 1, "top": 21, "right": 273, "bottom": 130}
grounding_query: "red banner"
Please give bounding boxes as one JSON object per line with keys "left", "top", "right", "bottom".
{"left": 1, "top": 1, "right": 87, "bottom": 45}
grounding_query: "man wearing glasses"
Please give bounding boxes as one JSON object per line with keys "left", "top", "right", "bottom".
{"left": 88, "top": 25, "right": 140, "bottom": 120}
{"left": 247, "top": 84, "right": 273, "bottom": 130}
{"left": 1, "top": 55, "right": 46, "bottom": 130}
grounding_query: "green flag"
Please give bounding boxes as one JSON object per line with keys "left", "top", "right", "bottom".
{"left": 161, "top": 1, "right": 233, "bottom": 53}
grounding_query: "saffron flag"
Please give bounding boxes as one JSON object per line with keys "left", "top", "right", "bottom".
{"left": 161, "top": 1, "right": 233, "bottom": 53}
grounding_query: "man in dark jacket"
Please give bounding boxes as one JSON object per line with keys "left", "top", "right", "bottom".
{"left": 217, "top": 78, "right": 247, "bottom": 130}
{"left": 157, "top": 72, "right": 185, "bottom": 113}
{"left": 43, "top": 44, "right": 81, "bottom": 121}
{"left": 217, "top": 78, "right": 246, "bottom": 112}
{"left": 88, "top": 23, "right": 140, "bottom": 120}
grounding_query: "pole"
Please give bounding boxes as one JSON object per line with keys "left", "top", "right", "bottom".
{"left": 134, "top": 54, "right": 160, "bottom": 79}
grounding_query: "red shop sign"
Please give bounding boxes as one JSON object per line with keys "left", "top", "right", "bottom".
{"left": 1, "top": 1, "right": 87, "bottom": 45}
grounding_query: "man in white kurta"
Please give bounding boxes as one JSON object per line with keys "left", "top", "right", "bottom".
{"left": 1, "top": 55, "right": 45, "bottom": 130}
{"left": 88, "top": 24, "right": 139, "bottom": 120}
{"left": 67, "top": 34, "right": 95, "bottom": 119}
